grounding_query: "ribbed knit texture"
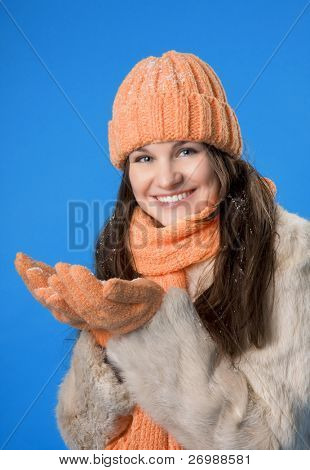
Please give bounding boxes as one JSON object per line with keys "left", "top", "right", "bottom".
{"left": 91, "top": 198, "right": 220, "bottom": 349}
{"left": 100, "top": 177, "right": 277, "bottom": 450}
{"left": 108, "top": 50, "right": 243, "bottom": 170}
{"left": 104, "top": 199, "right": 220, "bottom": 450}
{"left": 127, "top": 199, "right": 221, "bottom": 291}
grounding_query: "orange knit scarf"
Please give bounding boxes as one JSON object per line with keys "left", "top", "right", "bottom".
{"left": 104, "top": 178, "right": 276, "bottom": 450}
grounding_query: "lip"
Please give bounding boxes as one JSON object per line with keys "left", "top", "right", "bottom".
{"left": 151, "top": 188, "right": 196, "bottom": 207}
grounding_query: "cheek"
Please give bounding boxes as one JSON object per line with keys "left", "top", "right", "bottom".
{"left": 185, "top": 157, "right": 214, "bottom": 187}
{"left": 129, "top": 168, "right": 150, "bottom": 197}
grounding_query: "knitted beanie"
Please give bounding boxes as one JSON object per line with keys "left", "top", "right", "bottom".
{"left": 108, "top": 50, "right": 243, "bottom": 170}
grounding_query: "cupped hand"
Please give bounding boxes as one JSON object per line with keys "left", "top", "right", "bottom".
{"left": 49, "top": 262, "right": 165, "bottom": 335}
{"left": 14, "top": 252, "right": 87, "bottom": 329}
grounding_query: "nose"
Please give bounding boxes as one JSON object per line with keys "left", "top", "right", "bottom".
{"left": 155, "top": 160, "right": 184, "bottom": 190}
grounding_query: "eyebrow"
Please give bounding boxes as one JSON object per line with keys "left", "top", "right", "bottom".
{"left": 131, "top": 141, "right": 199, "bottom": 154}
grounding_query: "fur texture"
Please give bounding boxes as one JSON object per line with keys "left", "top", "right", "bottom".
{"left": 237, "top": 204, "right": 310, "bottom": 449}
{"left": 55, "top": 329, "right": 135, "bottom": 449}
{"left": 56, "top": 203, "right": 309, "bottom": 450}
{"left": 106, "top": 203, "right": 310, "bottom": 449}
{"left": 106, "top": 287, "right": 280, "bottom": 449}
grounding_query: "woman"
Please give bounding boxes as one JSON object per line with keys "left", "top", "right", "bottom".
{"left": 14, "top": 50, "right": 310, "bottom": 450}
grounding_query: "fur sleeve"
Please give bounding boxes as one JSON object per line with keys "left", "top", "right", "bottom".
{"left": 236, "top": 206, "right": 310, "bottom": 449}
{"left": 55, "top": 330, "right": 136, "bottom": 450}
{"left": 106, "top": 287, "right": 280, "bottom": 450}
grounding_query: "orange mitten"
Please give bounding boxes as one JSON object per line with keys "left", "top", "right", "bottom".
{"left": 14, "top": 252, "right": 87, "bottom": 329}
{"left": 49, "top": 262, "right": 165, "bottom": 343}
{"left": 14, "top": 253, "right": 165, "bottom": 348}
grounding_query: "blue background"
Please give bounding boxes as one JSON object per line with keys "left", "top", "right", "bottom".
{"left": 1, "top": 0, "right": 309, "bottom": 450}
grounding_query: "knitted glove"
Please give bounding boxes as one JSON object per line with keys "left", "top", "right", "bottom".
{"left": 14, "top": 252, "right": 87, "bottom": 329}
{"left": 15, "top": 252, "right": 138, "bottom": 447}
{"left": 46, "top": 262, "right": 165, "bottom": 340}
{"left": 15, "top": 253, "right": 165, "bottom": 345}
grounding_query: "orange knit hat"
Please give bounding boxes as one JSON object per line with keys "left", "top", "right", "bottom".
{"left": 108, "top": 50, "right": 243, "bottom": 170}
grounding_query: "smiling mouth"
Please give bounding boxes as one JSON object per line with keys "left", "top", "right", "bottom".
{"left": 152, "top": 189, "right": 196, "bottom": 206}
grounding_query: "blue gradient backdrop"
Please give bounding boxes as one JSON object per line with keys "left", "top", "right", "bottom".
{"left": 1, "top": 0, "right": 309, "bottom": 450}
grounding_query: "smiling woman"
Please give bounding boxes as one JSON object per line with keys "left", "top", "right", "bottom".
{"left": 128, "top": 140, "right": 220, "bottom": 226}
{"left": 14, "top": 50, "right": 310, "bottom": 451}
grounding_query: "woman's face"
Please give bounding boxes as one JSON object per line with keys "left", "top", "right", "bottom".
{"left": 128, "top": 140, "right": 220, "bottom": 227}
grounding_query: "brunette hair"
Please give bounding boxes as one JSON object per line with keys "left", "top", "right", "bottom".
{"left": 92, "top": 143, "right": 278, "bottom": 364}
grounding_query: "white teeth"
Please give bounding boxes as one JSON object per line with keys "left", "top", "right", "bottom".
{"left": 156, "top": 190, "right": 194, "bottom": 203}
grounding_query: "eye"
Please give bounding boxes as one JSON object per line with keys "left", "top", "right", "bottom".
{"left": 134, "top": 155, "right": 152, "bottom": 163}
{"left": 179, "top": 147, "right": 196, "bottom": 157}
{"left": 133, "top": 147, "right": 196, "bottom": 163}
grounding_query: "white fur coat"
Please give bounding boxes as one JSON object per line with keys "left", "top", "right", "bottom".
{"left": 55, "top": 203, "right": 310, "bottom": 449}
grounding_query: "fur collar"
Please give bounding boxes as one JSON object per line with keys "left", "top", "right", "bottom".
{"left": 185, "top": 203, "right": 310, "bottom": 301}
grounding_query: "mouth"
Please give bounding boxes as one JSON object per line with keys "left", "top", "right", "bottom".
{"left": 151, "top": 188, "right": 196, "bottom": 207}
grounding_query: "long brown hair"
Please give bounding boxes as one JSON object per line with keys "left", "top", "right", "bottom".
{"left": 93, "top": 144, "right": 278, "bottom": 364}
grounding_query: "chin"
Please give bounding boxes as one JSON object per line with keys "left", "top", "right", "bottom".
{"left": 153, "top": 208, "right": 195, "bottom": 227}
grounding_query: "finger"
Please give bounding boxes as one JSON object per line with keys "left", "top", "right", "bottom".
{"left": 67, "top": 267, "right": 129, "bottom": 315}
{"left": 68, "top": 265, "right": 107, "bottom": 309}
{"left": 31, "top": 286, "right": 66, "bottom": 322}
{"left": 54, "top": 263, "right": 99, "bottom": 323}
{"left": 33, "top": 286, "right": 55, "bottom": 303}
{"left": 33, "top": 286, "right": 64, "bottom": 316}
{"left": 48, "top": 271, "right": 82, "bottom": 315}
{"left": 48, "top": 273, "right": 67, "bottom": 296}
{"left": 15, "top": 252, "right": 55, "bottom": 289}
{"left": 65, "top": 266, "right": 132, "bottom": 329}
{"left": 69, "top": 268, "right": 160, "bottom": 305}
{"left": 26, "top": 267, "right": 50, "bottom": 290}
{"left": 33, "top": 287, "right": 75, "bottom": 319}
{"left": 34, "top": 260, "right": 55, "bottom": 276}
{"left": 48, "top": 273, "right": 93, "bottom": 323}
{"left": 45, "top": 292, "right": 87, "bottom": 327}
{"left": 66, "top": 265, "right": 122, "bottom": 324}
{"left": 34, "top": 286, "right": 88, "bottom": 328}
{"left": 14, "top": 252, "right": 36, "bottom": 283}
